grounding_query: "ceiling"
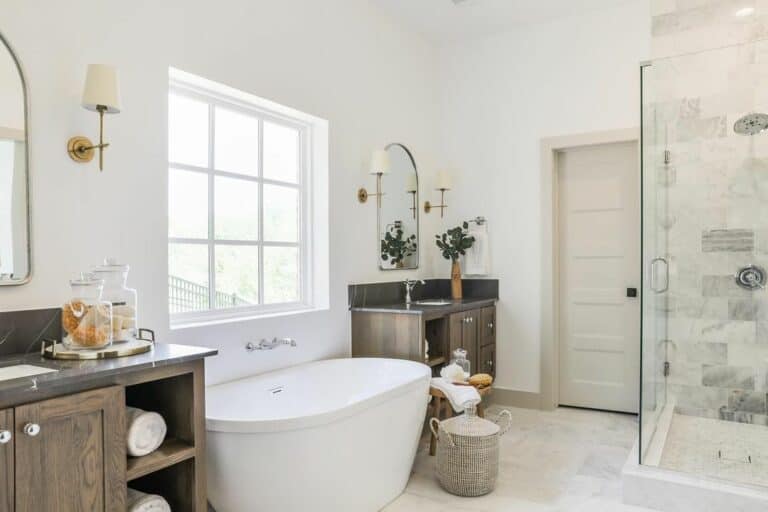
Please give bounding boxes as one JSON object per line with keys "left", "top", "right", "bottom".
{"left": 371, "top": 0, "right": 634, "bottom": 43}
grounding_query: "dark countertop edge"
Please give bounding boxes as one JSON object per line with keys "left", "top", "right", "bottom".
{"left": 350, "top": 298, "right": 497, "bottom": 317}
{"left": 0, "top": 343, "right": 217, "bottom": 399}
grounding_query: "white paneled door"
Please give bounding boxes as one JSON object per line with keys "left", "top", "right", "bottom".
{"left": 557, "top": 141, "right": 640, "bottom": 413}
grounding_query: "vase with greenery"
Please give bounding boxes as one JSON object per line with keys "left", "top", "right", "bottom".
{"left": 381, "top": 225, "right": 418, "bottom": 268}
{"left": 435, "top": 222, "right": 475, "bottom": 299}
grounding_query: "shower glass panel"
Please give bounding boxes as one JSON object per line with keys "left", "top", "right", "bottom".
{"left": 640, "top": 39, "right": 768, "bottom": 489}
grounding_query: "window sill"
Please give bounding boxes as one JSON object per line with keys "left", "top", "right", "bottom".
{"left": 169, "top": 304, "right": 328, "bottom": 330}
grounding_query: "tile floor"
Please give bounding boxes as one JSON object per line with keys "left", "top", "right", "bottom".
{"left": 383, "top": 405, "right": 655, "bottom": 512}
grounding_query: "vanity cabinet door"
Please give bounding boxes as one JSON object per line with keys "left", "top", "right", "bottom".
{"left": 15, "top": 386, "right": 126, "bottom": 512}
{"left": 479, "top": 344, "right": 496, "bottom": 378}
{"left": 480, "top": 307, "right": 496, "bottom": 348}
{"left": 450, "top": 310, "right": 480, "bottom": 373}
{"left": 0, "top": 408, "right": 13, "bottom": 512}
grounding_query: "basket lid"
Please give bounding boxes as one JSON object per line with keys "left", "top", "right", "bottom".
{"left": 440, "top": 408, "right": 500, "bottom": 437}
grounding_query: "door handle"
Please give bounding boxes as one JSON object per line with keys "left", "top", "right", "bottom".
{"left": 650, "top": 257, "right": 669, "bottom": 293}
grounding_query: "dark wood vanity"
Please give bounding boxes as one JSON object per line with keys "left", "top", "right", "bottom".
{"left": 351, "top": 298, "right": 497, "bottom": 377}
{"left": 0, "top": 343, "right": 215, "bottom": 512}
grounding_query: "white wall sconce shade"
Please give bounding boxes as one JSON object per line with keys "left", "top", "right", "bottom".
{"left": 435, "top": 169, "right": 453, "bottom": 190}
{"left": 358, "top": 149, "right": 390, "bottom": 205}
{"left": 369, "top": 149, "right": 391, "bottom": 175}
{"left": 82, "top": 64, "right": 121, "bottom": 113}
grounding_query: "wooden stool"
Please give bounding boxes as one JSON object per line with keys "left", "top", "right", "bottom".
{"left": 428, "top": 385, "right": 492, "bottom": 456}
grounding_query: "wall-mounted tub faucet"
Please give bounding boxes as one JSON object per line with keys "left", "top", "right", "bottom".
{"left": 246, "top": 338, "right": 298, "bottom": 352}
{"left": 404, "top": 279, "right": 426, "bottom": 305}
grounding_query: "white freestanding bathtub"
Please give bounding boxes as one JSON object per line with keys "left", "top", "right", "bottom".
{"left": 205, "top": 358, "right": 431, "bottom": 512}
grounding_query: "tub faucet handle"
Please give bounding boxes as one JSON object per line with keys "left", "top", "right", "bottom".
{"left": 246, "top": 338, "right": 297, "bottom": 351}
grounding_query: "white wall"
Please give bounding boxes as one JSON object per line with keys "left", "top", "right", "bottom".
{"left": 0, "top": 0, "right": 441, "bottom": 385}
{"left": 435, "top": 2, "right": 651, "bottom": 392}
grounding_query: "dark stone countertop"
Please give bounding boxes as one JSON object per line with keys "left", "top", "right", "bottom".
{"left": 350, "top": 297, "right": 496, "bottom": 319}
{"left": 0, "top": 343, "right": 217, "bottom": 401}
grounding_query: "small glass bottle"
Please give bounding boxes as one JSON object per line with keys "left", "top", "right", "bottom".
{"left": 450, "top": 348, "right": 471, "bottom": 380}
{"left": 62, "top": 274, "right": 113, "bottom": 350}
{"left": 92, "top": 258, "right": 138, "bottom": 343}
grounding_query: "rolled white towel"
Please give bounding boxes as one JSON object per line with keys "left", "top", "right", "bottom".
{"left": 127, "top": 488, "right": 171, "bottom": 512}
{"left": 126, "top": 407, "right": 167, "bottom": 457}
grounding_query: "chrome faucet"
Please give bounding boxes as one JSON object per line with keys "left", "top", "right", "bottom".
{"left": 246, "top": 338, "right": 297, "bottom": 352}
{"left": 404, "top": 279, "right": 425, "bottom": 305}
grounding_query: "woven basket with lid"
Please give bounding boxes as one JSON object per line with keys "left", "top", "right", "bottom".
{"left": 430, "top": 406, "right": 511, "bottom": 497}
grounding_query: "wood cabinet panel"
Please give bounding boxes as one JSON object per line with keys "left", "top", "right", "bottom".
{"left": 479, "top": 344, "right": 496, "bottom": 378}
{"left": 480, "top": 306, "right": 496, "bottom": 347}
{"left": 15, "top": 386, "right": 126, "bottom": 512}
{"left": 0, "top": 409, "right": 13, "bottom": 512}
{"left": 450, "top": 311, "right": 481, "bottom": 373}
{"left": 352, "top": 312, "right": 423, "bottom": 362}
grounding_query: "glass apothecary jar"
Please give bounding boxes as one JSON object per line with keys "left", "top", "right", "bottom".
{"left": 92, "top": 258, "right": 137, "bottom": 342}
{"left": 450, "top": 348, "right": 471, "bottom": 380}
{"left": 62, "top": 274, "right": 113, "bottom": 350}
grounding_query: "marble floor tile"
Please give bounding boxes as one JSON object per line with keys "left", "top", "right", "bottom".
{"left": 383, "top": 406, "right": 655, "bottom": 512}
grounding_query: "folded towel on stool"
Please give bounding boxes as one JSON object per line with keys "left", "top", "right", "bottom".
{"left": 127, "top": 488, "right": 171, "bottom": 512}
{"left": 126, "top": 407, "right": 167, "bottom": 457}
{"left": 431, "top": 377, "right": 481, "bottom": 413}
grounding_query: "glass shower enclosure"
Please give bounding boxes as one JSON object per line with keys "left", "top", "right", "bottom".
{"left": 640, "top": 39, "right": 768, "bottom": 489}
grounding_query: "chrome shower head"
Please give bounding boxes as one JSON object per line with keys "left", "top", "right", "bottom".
{"left": 734, "top": 113, "right": 768, "bottom": 135}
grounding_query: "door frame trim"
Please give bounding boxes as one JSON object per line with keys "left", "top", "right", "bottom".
{"left": 540, "top": 128, "right": 640, "bottom": 411}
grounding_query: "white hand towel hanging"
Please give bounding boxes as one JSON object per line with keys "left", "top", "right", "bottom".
{"left": 464, "top": 221, "right": 490, "bottom": 276}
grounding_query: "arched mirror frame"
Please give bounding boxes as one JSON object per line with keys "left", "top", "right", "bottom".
{"left": 378, "top": 142, "right": 419, "bottom": 271}
{"left": 0, "top": 30, "right": 31, "bottom": 286}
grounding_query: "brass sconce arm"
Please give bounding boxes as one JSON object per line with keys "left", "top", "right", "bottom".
{"left": 424, "top": 188, "right": 449, "bottom": 218}
{"left": 67, "top": 105, "right": 110, "bottom": 171}
{"left": 358, "top": 172, "right": 386, "bottom": 207}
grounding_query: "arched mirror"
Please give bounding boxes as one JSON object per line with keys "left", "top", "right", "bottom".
{"left": 379, "top": 143, "right": 419, "bottom": 270}
{"left": 0, "top": 32, "right": 30, "bottom": 285}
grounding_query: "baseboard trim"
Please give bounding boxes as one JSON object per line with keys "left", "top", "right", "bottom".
{"left": 490, "top": 387, "right": 542, "bottom": 410}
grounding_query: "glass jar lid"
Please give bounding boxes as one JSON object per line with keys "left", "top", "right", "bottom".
{"left": 453, "top": 348, "right": 467, "bottom": 358}
{"left": 70, "top": 272, "right": 104, "bottom": 287}
{"left": 92, "top": 257, "right": 129, "bottom": 273}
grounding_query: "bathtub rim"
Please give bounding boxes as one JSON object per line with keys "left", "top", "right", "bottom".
{"left": 205, "top": 357, "right": 431, "bottom": 434}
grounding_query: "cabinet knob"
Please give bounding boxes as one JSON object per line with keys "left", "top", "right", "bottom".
{"left": 487, "top": 360, "right": 493, "bottom": 367}
{"left": 23, "top": 423, "right": 40, "bottom": 437}
{"left": 488, "top": 322, "right": 494, "bottom": 329}
{"left": 0, "top": 430, "right": 11, "bottom": 444}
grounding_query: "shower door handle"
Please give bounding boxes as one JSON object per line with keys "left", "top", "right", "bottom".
{"left": 650, "top": 257, "right": 669, "bottom": 293}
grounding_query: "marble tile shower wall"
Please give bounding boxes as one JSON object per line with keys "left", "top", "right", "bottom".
{"left": 652, "top": 0, "right": 768, "bottom": 59}
{"left": 646, "top": 39, "right": 768, "bottom": 425}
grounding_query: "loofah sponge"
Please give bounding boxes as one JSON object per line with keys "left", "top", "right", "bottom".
{"left": 469, "top": 373, "right": 493, "bottom": 389}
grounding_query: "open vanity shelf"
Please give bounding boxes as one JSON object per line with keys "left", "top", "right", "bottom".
{"left": 0, "top": 344, "right": 214, "bottom": 512}
{"left": 123, "top": 364, "right": 207, "bottom": 510}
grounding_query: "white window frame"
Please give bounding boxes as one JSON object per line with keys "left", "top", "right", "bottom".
{"left": 168, "top": 69, "right": 329, "bottom": 327}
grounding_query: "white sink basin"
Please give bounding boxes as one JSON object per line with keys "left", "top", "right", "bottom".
{"left": 414, "top": 300, "right": 453, "bottom": 306}
{"left": 0, "top": 364, "right": 58, "bottom": 382}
